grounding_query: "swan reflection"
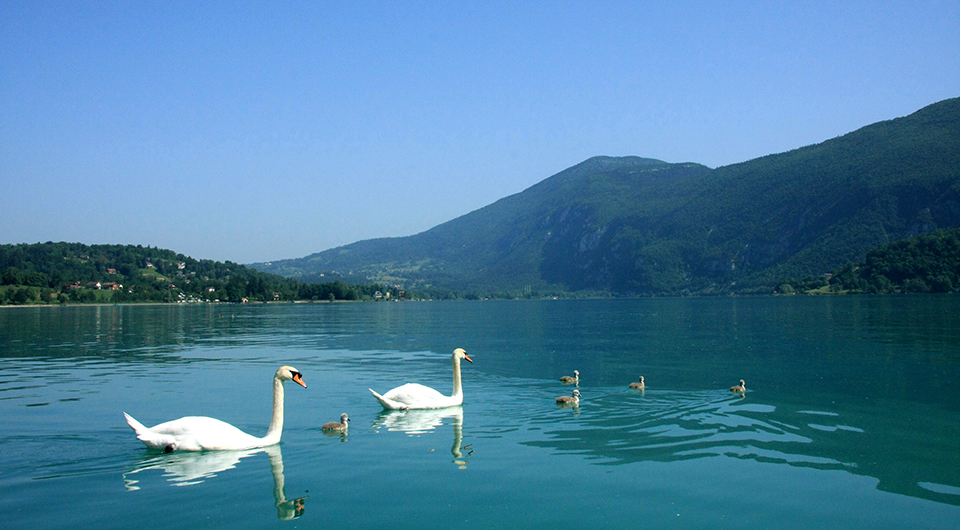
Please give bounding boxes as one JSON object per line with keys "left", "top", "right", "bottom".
{"left": 123, "top": 444, "right": 305, "bottom": 520}
{"left": 373, "top": 406, "right": 472, "bottom": 466}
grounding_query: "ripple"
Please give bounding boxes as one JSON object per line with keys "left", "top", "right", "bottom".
{"left": 516, "top": 387, "right": 862, "bottom": 471}
{"left": 809, "top": 423, "right": 865, "bottom": 433}
{"left": 918, "top": 482, "right": 960, "bottom": 496}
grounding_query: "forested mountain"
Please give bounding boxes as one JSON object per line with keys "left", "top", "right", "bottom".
{"left": 253, "top": 97, "right": 960, "bottom": 296}
{"left": 782, "top": 227, "right": 960, "bottom": 294}
{"left": 0, "top": 242, "right": 397, "bottom": 304}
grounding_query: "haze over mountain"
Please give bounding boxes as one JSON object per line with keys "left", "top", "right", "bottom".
{"left": 252, "top": 97, "right": 960, "bottom": 296}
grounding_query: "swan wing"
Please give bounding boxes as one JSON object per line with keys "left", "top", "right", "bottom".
{"left": 369, "top": 388, "right": 410, "bottom": 410}
{"left": 153, "top": 416, "right": 263, "bottom": 451}
{"left": 373, "top": 383, "right": 462, "bottom": 409}
{"left": 383, "top": 383, "right": 446, "bottom": 402}
{"left": 125, "top": 413, "right": 263, "bottom": 451}
{"left": 124, "top": 412, "right": 178, "bottom": 451}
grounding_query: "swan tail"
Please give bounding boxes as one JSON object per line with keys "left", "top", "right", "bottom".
{"left": 124, "top": 412, "right": 177, "bottom": 451}
{"left": 369, "top": 389, "right": 407, "bottom": 410}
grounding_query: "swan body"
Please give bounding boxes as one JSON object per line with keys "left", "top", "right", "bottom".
{"left": 370, "top": 348, "right": 473, "bottom": 410}
{"left": 730, "top": 379, "right": 746, "bottom": 393}
{"left": 322, "top": 413, "right": 350, "bottom": 431}
{"left": 629, "top": 376, "right": 645, "bottom": 390}
{"left": 557, "top": 389, "right": 581, "bottom": 405}
{"left": 124, "top": 365, "right": 306, "bottom": 452}
{"left": 559, "top": 370, "right": 579, "bottom": 384}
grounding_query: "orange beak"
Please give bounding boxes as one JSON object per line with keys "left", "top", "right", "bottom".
{"left": 463, "top": 353, "right": 474, "bottom": 363}
{"left": 293, "top": 372, "right": 307, "bottom": 388}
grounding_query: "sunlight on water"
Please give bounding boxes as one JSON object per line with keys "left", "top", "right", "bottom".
{"left": 2, "top": 299, "right": 960, "bottom": 529}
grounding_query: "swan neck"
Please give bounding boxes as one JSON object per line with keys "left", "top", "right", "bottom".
{"left": 452, "top": 356, "right": 463, "bottom": 397}
{"left": 264, "top": 376, "right": 285, "bottom": 444}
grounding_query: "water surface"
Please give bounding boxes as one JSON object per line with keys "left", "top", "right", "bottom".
{"left": 1, "top": 297, "right": 958, "bottom": 528}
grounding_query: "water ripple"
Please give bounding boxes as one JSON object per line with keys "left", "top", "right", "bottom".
{"left": 517, "top": 387, "right": 861, "bottom": 473}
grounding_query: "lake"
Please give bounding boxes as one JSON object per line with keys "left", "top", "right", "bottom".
{"left": 1, "top": 297, "right": 959, "bottom": 529}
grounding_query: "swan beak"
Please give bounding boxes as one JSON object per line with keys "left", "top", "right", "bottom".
{"left": 463, "top": 353, "right": 474, "bottom": 363}
{"left": 293, "top": 372, "right": 307, "bottom": 388}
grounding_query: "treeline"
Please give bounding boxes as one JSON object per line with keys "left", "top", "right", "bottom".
{"left": 0, "top": 242, "right": 407, "bottom": 305}
{"left": 777, "top": 228, "right": 960, "bottom": 294}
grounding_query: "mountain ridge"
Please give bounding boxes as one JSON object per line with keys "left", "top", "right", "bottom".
{"left": 252, "top": 97, "right": 960, "bottom": 295}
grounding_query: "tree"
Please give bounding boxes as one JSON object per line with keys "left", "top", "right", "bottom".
{"left": 12, "top": 287, "right": 32, "bottom": 304}
{"left": 225, "top": 277, "right": 246, "bottom": 302}
{"left": 1, "top": 267, "right": 20, "bottom": 285}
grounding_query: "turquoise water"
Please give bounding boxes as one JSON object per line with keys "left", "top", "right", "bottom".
{"left": 1, "top": 297, "right": 959, "bottom": 528}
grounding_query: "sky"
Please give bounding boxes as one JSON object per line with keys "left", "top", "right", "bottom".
{"left": 2, "top": 1, "right": 959, "bottom": 264}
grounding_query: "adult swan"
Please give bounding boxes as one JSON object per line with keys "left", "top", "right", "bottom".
{"left": 123, "top": 365, "right": 306, "bottom": 452}
{"left": 369, "top": 348, "right": 473, "bottom": 410}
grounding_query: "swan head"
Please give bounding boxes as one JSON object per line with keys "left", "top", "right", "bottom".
{"left": 573, "top": 370, "right": 580, "bottom": 377}
{"left": 276, "top": 366, "right": 307, "bottom": 388}
{"left": 639, "top": 376, "right": 644, "bottom": 383}
{"left": 340, "top": 413, "right": 350, "bottom": 423}
{"left": 453, "top": 348, "right": 473, "bottom": 363}
{"left": 572, "top": 389, "right": 581, "bottom": 398}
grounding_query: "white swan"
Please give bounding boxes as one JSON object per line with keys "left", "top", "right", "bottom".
{"left": 123, "top": 365, "right": 306, "bottom": 452}
{"left": 369, "top": 348, "right": 473, "bottom": 410}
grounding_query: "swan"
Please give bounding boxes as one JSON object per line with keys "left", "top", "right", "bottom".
{"left": 730, "top": 379, "right": 746, "bottom": 393}
{"left": 369, "top": 348, "right": 473, "bottom": 410}
{"left": 629, "top": 376, "right": 645, "bottom": 390}
{"left": 556, "top": 389, "right": 581, "bottom": 405}
{"left": 123, "top": 365, "right": 306, "bottom": 452}
{"left": 559, "top": 370, "right": 579, "bottom": 384}
{"left": 322, "top": 413, "right": 350, "bottom": 432}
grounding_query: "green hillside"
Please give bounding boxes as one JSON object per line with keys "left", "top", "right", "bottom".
{"left": 254, "top": 97, "right": 960, "bottom": 296}
{"left": 0, "top": 242, "right": 398, "bottom": 304}
{"left": 783, "top": 227, "right": 960, "bottom": 294}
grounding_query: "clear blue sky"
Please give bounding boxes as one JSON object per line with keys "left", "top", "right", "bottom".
{"left": 2, "top": 1, "right": 958, "bottom": 264}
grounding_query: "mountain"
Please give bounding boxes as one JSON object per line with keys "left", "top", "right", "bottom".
{"left": 252, "top": 97, "right": 960, "bottom": 295}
